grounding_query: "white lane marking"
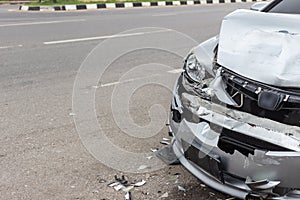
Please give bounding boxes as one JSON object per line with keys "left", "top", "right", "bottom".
{"left": 0, "top": 44, "right": 23, "bottom": 49}
{"left": 44, "top": 29, "right": 171, "bottom": 45}
{"left": 0, "top": 18, "right": 41, "bottom": 21}
{"left": 0, "top": 19, "right": 85, "bottom": 27}
{"left": 100, "top": 69, "right": 182, "bottom": 87}
{"left": 101, "top": 77, "right": 145, "bottom": 87}
{"left": 0, "top": 46, "right": 14, "bottom": 49}
{"left": 100, "top": 81, "right": 120, "bottom": 87}
{"left": 153, "top": 13, "right": 177, "bottom": 16}
{"left": 152, "top": 9, "right": 220, "bottom": 17}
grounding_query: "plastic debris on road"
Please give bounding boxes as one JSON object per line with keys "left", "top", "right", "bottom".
{"left": 156, "top": 144, "right": 179, "bottom": 165}
{"left": 107, "top": 175, "right": 147, "bottom": 200}
{"left": 122, "top": 185, "right": 134, "bottom": 193}
{"left": 178, "top": 185, "right": 186, "bottom": 192}
{"left": 97, "top": 178, "right": 106, "bottom": 183}
{"left": 146, "top": 156, "right": 153, "bottom": 160}
{"left": 108, "top": 182, "right": 119, "bottom": 187}
{"left": 160, "top": 192, "right": 169, "bottom": 198}
{"left": 115, "top": 175, "right": 128, "bottom": 185}
{"left": 133, "top": 180, "right": 146, "bottom": 187}
{"left": 114, "top": 184, "right": 125, "bottom": 191}
{"left": 125, "top": 192, "right": 131, "bottom": 200}
{"left": 138, "top": 165, "right": 148, "bottom": 171}
{"left": 160, "top": 141, "right": 170, "bottom": 145}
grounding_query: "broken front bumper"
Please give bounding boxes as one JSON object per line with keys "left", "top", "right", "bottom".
{"left": 168, "top": 74, "right": 300, "bottom": 199}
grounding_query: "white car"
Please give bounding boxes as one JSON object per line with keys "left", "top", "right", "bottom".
{"left": 167, "top": 0, "right": 300, "bottom": 199}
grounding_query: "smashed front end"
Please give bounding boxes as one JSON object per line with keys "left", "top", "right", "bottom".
{"left": 168, "top": 36, "right": 300, "bottom": 199}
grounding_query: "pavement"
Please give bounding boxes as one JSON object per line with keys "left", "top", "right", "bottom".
{"left": 1, "top": 3, "right": 251, "bottom": 200}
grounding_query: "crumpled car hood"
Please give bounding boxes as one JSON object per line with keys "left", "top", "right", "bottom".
{"left": 217, "top": 9, "right": 300, "bottom": 88}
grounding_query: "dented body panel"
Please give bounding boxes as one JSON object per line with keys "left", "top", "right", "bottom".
{"left": 218, "top": 9, "right": 300, "bottom": 87}
{"left": 168, "top": 4, "right": 300, "bottom": 199}
{"left": 169, "top": 72, "right": 300, "bottom": 198}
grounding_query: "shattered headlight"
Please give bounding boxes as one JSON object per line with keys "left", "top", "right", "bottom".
{"left": 184, "top": 53, "right": 206, "bottom": 83}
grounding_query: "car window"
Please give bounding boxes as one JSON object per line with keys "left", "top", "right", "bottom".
{"left": 267, "top": 0, "right": 300, "bottom": 14}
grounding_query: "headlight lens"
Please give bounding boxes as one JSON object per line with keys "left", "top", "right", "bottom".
{"left": 184, "top": 53, "right": 206, "bottom": 83}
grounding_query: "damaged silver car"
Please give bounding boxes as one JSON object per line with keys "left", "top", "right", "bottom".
{"left": 167, "top": 0, "right": 300, "bottom": 199}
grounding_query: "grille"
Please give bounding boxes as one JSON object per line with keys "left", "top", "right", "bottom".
{"left": 220, "top": 67, "right": 300, "bottom": 126}
{"left": 217, "top": 125, "right": 292, "bottom": 156}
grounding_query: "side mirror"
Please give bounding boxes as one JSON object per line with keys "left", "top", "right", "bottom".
{"left": 250, "top": 2, "right": 269, "bottom": 11}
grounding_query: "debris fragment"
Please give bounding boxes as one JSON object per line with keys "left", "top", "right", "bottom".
{"left": 114, "top": 184, "right": 125, "bottom": 191}
{"left": 108, "top": 182, "right": 119, "bottom": 187}
{"left": 145, "top": 174, "right": 151, "bottom": 179}
{"left": 122, "top": 185, "right": 134, "bottom": 193}
{"left": 225, "top": 198, "right": 236, "bottom": 200}
{"left": 92, "top": 189, "right": 99, "bottom": 194}
{"left": 115, "top": 175, "right": 128, "bottom": 185}
{"left": 209, "top": 192, "right": 215, "bottom": 196}
{"left": 125, "top": 192, "right": 131, "bottom": 200}
{"left": 108, "top": 175, "right": 147, "bottom": 199}
{"left": 69, "top": 112, "right": 76, "bottom": 116}
{"left": 178, "top": 185, "right": 186, "bottom": 192}
{"left": 156, "top": 145, "right": 179, "bottom": 165}
{"left": 138, "top": 165, "right": 148, "bottom": 171}
{"left": 133, "top": 180, "right": 146, "bottom": 187}
{"left": 146, "top": 156, "right": 153, "bottom": 160}
{"left": 98, "top": 178, "right": 106, "bottom": 183}
{"left": 151, "top": 148, "right": 158, "bottom": 152}
{"left": 160, "top": 192, "right": 169, "bottom": 198}
{"left": 160, "top": 141, "right": 170, "bottom": 145}
{"left": 200, "top": 184, "right": 206, "bottom": 188}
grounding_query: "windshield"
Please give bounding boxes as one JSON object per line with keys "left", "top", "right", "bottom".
{"left": 266, "top": 0, "right": 300, "bottom": 14}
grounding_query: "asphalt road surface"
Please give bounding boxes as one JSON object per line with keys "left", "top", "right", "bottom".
{"left": 1, "top": 3, "right": 251, "bottom": 200}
